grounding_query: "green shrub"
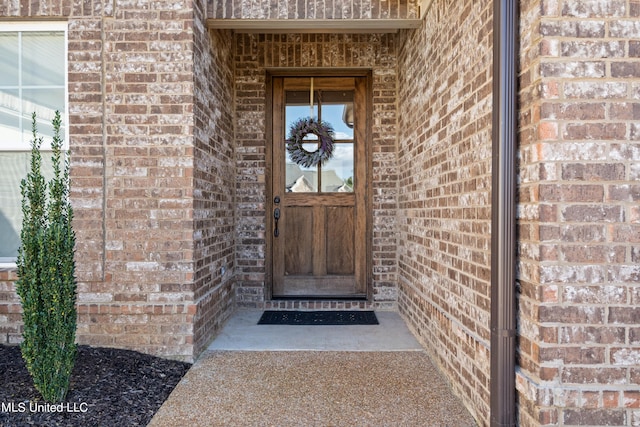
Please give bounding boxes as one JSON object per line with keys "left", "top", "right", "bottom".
{"left": 16, "top": 111, "right": 77, "bottom": 403}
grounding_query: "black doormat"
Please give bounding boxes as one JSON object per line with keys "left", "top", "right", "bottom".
{"left": 258, "top": 310, "right": 379, "bottom": 325}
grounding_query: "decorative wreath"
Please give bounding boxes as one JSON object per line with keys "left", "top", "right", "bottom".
{"left": 287, "top": 117, "right": 335, "bottom": 168}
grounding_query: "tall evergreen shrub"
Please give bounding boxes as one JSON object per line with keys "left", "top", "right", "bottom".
{"left": 16, "top": 111, "right": 77, "bottom": 403}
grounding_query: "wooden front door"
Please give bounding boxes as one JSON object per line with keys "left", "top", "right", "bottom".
{"left": 270, "top": 75, "right": 369, "bottom": 298}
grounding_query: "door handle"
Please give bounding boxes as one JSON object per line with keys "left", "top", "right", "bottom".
{"left": 274, "top": 208, "right": 280, "bottom": 237}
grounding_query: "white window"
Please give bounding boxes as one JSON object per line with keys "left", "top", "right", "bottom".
{"left": 0, "top": 22, "right": 68, "bottom": 265}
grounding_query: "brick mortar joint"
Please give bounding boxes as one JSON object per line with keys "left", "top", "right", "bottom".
{"left": 518, "top": 367, "right": 639, "bottom": 393}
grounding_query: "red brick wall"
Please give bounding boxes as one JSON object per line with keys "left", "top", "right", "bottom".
{"left": 97, "top": 1, "right": 198, "bottom": 360}
{"left": 233, "top": 33, "right": 399, "bottom": 308}
{"left": 0, "top": 0, "right": 236, "bottom": 362}
{"left": 398, "top": 1, "right": 640, "bottom": 425}
{"left": 192, "top": 1, "right": 236, "bottom": 357}
{"left": 0, "top": 270, "right": 20, "bottom": 344}
{"left": 1, "top": 0, "right": 112, "bottom": 346}
{"left": 396, "top": 0, "right": 493, "bottom": 424}
{"left": 517, "top": 1, "right": 640, "bottom": 425}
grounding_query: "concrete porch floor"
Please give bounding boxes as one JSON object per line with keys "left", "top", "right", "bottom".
{"left": 149, "top": 310, "right": 478, "bottom": 426}
{"left": 207, "top": 310, "right": 424, "bottom": 351}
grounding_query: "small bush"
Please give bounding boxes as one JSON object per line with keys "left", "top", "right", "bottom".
{"left": 16, "top": 111, "right": 77, "bottom": 403}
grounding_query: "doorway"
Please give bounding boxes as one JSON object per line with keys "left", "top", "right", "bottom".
{"left": 268, "top": 73, "right": 370, "bottom": 298}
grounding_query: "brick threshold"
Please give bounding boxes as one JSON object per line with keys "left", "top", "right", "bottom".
{"left": 264, "top": 299, "right": 373, "bottom": 310}
{"left": 236, "top": 299, "right": 397, "bottom": 311}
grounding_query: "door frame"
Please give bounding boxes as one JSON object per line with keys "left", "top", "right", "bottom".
{"left": 265, "top": 68, "right": 373, "bottom": 300}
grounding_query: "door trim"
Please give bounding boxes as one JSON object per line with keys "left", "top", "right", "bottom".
{"left": 265, "top": 69, "right": 373, "bottom": 301}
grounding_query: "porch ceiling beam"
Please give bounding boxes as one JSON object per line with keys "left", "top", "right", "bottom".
{"left": 206, "top": 19, "right": 422, "bottom": 33}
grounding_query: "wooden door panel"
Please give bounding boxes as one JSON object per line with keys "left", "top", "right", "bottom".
{"left": 284, "top": 207, "right": 313, "bottom": 275}
{"left": 283, "top": 193, "right": 354, "bottom": 207}
{"left": 326, "top": 207, "right": 355, "bottom": 275}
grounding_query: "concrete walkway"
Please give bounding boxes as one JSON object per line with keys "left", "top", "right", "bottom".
{"left": 149, "top": 310, "right": 477, "bottom": 426}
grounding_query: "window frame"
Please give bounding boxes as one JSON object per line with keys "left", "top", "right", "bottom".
{"left": 0, "top": 21, "right": 68, "bottom": 267}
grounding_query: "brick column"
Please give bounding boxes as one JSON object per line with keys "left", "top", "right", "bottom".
{"left": 517, "top": 1, "right": 640, "bottom": 425}
{"left": 93, "top": 1, "right": 198, "bottom": 360}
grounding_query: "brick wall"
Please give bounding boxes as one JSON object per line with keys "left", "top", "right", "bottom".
{"left": 192, "top": 1, "right": 236, "bottom": 356}
{"left": 0, "top": 270, "right": 20, "bottom": 344}
{"left": 0, "top": 0, "right": 236, "bottom": 362}
{"left": 1, "top": 0, "right": 111, "bottom": 347}
{"left": 208, "top": 0, "right": 419, "bottom": 19}
{"left": 396, "top": 0, "right": 493, "bottom": 424}
{"left": 98, "top": 0, "right": 198, "bottom": 360}
{"left": 517, "top": 1, "right": 640, "bottom": 425}
{"left": 233, "top": 33, "right": 399, "bottom": 308}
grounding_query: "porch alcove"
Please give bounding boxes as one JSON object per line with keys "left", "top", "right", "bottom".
{"left": 216, "top": 30, "right": 414, "bottom": 309}
{"left": 199, "top": 0, "right": 495, "bottom": 425}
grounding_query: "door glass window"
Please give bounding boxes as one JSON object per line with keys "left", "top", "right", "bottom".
{"left": 285, "top": 90, "right": 354, "bottom": 193}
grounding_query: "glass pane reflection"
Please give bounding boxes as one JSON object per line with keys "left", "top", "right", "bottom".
{"left": 322, "top": 103, "right": 353, "bottom": 140}
{"left": 286, "top": 161, "right": 318, "bottom": 192}
{"left": 321, "top": 143, "right": 354, "bottom": 192}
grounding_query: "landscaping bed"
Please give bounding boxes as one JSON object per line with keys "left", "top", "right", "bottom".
{"left": 0, "top": 344, "right": 191, "bottom": 426}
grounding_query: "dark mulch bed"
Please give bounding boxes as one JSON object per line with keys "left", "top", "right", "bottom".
{"left": 0, "top": 344, "right": 191, "bottom": 427}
